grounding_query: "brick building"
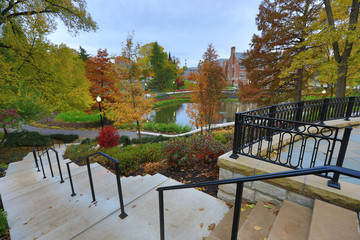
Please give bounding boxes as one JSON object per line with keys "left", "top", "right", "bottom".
{"left": 219, "top": 46, "right": 249, "bottom": 87}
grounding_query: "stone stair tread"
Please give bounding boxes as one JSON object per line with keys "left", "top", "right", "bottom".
{"left": 1, "top": 163, "right": 100, "bottom": 202}
{"left": 72, "top": 178, "right": 229, "bottom": 240}
{"left": 267, "top": 200, "right": 312, "bottom": 240}
{"left": 237, "top": 201, "right": 280, "bottom": 240}
{"left": 36, "top": 174, "right": 169, "bottom": 240}
{"left": 308, "top": 199, "right": 360, "bottom": 240}
{"left": 208, "top": 202, "right": 253, "bottom": 240}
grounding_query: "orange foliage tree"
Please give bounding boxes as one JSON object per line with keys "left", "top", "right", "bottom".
{"left": 85, "top": 49, "right": 117, "bottom": 104}
{"left": 106, "top": 33, "right": 153, "bottom": 143}
{"left": 186, "top": 44, "right": 226, "bottom": 133}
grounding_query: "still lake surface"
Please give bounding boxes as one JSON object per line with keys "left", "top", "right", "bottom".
{"left": 148, "top": 101, "right": 256, "bottom": 127}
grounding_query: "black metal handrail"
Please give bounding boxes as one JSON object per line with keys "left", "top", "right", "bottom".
{"left": 70, "top": 152, "right": 128, "bottom": 219}
{"left": 231, "top": 96, "right": 360, "bottom": 187}
{"left": 156, "top": 166, "right": 360, "bottom": 240}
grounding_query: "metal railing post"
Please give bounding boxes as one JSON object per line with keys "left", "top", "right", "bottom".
{"left": 159, "top": 190, "right": 165, "bottom": 240}
{"left": 266, "top": 105, "right": 276, "bottom": 141}
{"left": 231, "top": 182, "right": 244, "bottom": 240}
{"left": 320, "top": 98, "right": 329, "bottom": 125}
{"left": 54, "top": 151, "right": 64, "bottom": 183}
{"left": 230, "top": 113, "right": 242, "bottom": 159}
{"left": 115, "top": 163, "right": 128, "bottom": 219}
{"left": 295, "top": 101, "right": 304, "bottom": 123}
{"left": 45, "top": 146, "right": 54, "bottom": 178}
{"left": 328, "top": 127, "right": 352, "bottom": 189}
{"left": 66, "top": 162, "right": 76, "bottom": 197}
{"left": 345, "top": 96, "right": 355, "bottom": 121}
{"left": 33, "top": 147, "right": 40, "bottom": 172}
{"left": 86, "top": 157, "right": 96, "bottom": 202}
{"left": 39, "top": 154, "right": 46, "bottom": 179}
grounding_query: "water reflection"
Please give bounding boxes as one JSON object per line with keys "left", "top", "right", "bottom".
{"left": 149, "top": 101, "right": 256, "bottom": 127}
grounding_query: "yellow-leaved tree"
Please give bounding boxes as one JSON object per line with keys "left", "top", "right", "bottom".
{"left": 186, "top": 44, "right": 226, "bottom": 133}
{"left": 107, "top": 33, "right": 153, "bottom": 143}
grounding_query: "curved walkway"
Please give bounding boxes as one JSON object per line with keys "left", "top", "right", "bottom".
{"left": 3, "top": 124, "right": 139, "bottom": 140}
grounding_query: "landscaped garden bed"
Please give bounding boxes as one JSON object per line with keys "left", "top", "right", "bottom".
{"left": 63, "top": 128, "right": 234, "bottom": 197}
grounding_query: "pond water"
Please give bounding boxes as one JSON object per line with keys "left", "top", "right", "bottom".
{"left": 148, "top": 101, "right": 257, "bottom": 127}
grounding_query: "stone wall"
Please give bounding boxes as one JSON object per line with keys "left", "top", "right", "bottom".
{"left": 217, "top": 151, "right": 360, "bottom": 211}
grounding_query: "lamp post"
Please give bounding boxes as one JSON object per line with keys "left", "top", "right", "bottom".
{"left": 96, "top": 96, "right": 104, "bottom": 130}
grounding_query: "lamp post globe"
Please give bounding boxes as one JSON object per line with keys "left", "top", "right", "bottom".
{"left": 96, "top": 96, "right": 103, "bottom": 130}
{"left": 96, "top": 96, "right": 101, "bottom": 103}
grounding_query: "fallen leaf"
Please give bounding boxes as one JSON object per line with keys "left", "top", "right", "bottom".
{"left": 245, "top": 215, "right": 249, "bottom": 219}
{"left": 273, "top": 210, "right": 279, "bottom": 216}
{"left": 106, "top": 198, "right": 110, "bottom": 200}
{"left": 200, "top": 223, "right": 204, "bottom": 228}
{"left": 132, "top": 205, "right": 136, "bottom": 208}
{"left": 263, "top": 204, "right": 272, "bottom": 209}
{"left": 253, "top": 225, "right": 262, "bottom": 231}
{"left": 226, "top": 202, "right": 233, "bottom": 208}
{"left": 202, "top": 237, "right": 206, "bottom": 240}
{"left": 80, "top": 194, "right": 83, "bottom": 196}
{"left": 165, "top": 208, "right": 169, "bottom": 211}
{"left": 223, "top": 212, "right": 227, "bottom": 215}
{"left": 199, "top": 208, "right": 205, "bottom": 211}
{"left": 207, "top": 223, "right": 216, "bottom": 231}
{"left": 267, "top": 202, "right": 277, "bottom": 207}
{"left": 48, "top": 206, "right": 52, "bottom": 209}
{"left": 75, "top": 200, "right": 79, "bottom": 202}
{"left": 241, "top": 207, "right": 246, "bottom": 212}
{"left": 247, "top": 204, "right": 255, "bottom": 209}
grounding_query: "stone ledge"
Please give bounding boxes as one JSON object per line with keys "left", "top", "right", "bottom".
{"left": 218, "top": 151, "right": 360, "bottom": 211}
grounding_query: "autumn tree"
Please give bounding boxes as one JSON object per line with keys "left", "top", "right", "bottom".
{"left": 242, "top": 0, "right": 322, "bottom": 104}
{"left": 0, "top": 0, "right": 97, "bottom": 121}
{"left": 85, "top": 49, "right": 117, "bottom": 103}
{"left": 107, "top": 33, "right": 153, "bottom": 143}
{"left": 186, "top": 44, "right": 226, "bottom": 133}
{"left": 323, "top": 0, "right": 359, "bottom": 97}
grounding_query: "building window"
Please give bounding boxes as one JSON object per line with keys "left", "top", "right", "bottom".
{"left": 240, "top": 72, "right": 245, "bottom": 78}
{"left": 240, "top": 64, "right": 246, "bottom": 70}
{"left": 233, "top": 69, "right": 236, "bottom": 79}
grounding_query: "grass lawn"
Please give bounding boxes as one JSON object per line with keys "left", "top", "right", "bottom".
{"left": 54, "top": 111, "right": 99, "bottom": 122}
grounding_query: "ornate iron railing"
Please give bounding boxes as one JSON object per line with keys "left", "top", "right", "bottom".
{"left": 157, "top": 166, "right": 360, "bottom": 240}
{"left": 231, "top": 97, "right": 359, "bottom": 187}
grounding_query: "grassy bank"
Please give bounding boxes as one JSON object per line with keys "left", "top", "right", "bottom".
{"left": 54, "top": 111, "right": 99, "bottom": 122}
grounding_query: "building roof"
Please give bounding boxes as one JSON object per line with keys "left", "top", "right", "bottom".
{"left": 218, "top": 58, "right": 228, "bottom": 67}
{"left": 235, "top": 52, "right": 245, "bottom": 61}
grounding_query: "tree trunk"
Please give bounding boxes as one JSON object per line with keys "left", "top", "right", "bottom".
{"left": 335, "top": 64, "right": 348, "bottom": 98}
{"left": 295, "top": 68, "right": 304, "bottom": 102}
{"left": 136, "top": 120, "right": 142, "bottom": 144}
{"left": 3, "top": 125, "right": 7, "bottom": 135}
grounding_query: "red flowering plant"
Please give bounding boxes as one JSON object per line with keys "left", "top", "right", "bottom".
{"left": 97, "top": 125, "right": 120, "bottom": 148}
{"left": 0, "top": 108, "right": 21, "bottom": 134}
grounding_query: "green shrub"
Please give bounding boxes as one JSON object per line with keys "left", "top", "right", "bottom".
{"left": 130, "top": 135, "right": 170, "bottom": 144}
{"left": 0, "top": 209, "right": 8, "bottom": 236}
{"left": 104, "top": 142, "right": 164, "bottom": 174}
{"left": 119, "top": 135, "right": 131, "bottom": 146}
{"left": 81, "top": 138, "right": 91, "bottom": 145}
{"left": 2, "top": 130, "right": 52, "bottom": 147}
{"left": 48, "top": 134, "right": 79, "bottom": 143}
{"left": 63, "top": 144, "right": 97, "bottom": 162}
{"left": 105, "top": 146, "right": 142, "bottom": 174}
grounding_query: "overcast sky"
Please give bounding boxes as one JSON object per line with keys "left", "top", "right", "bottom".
{"left": 48, "top": 0, "right": 262, "bottom": 67}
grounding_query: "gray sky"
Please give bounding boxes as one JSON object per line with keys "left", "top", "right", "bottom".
{"left": 48, "top": 0, "right": 262, "bottom": 67}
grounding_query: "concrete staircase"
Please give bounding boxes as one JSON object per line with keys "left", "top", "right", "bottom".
{"left": 208, "top": 199, "right": 360, "bottom": 240}
{"left": 0, "top": 144, "right": 229, "bottom": 240}
{"left": 2, "top": 144, "right": 360, "bottom": 239}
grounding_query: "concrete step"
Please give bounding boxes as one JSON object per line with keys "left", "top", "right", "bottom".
{"left": 267, "top": 200, "right": 312, "bottom": 240}
{"left": 1, "top": 163, "right": 100, "bottom": 202}
{"left": 308, "top": 199, "right": 360, "bottom": 240}
{"left": 237, "top": 201, "right": 280, "bottom": 240}
{"left": 72, "top": 178, "right": 230, "bottom": 240}
{"left": 5, "top": 166, "right": 169, "bottom": 240}
{"left": 207, "top": 202, "right": 253, "bottom": 240}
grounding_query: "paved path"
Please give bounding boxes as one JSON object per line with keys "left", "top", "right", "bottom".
{"left": 3, "top": 124, "right": 140, "bottom": 140}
